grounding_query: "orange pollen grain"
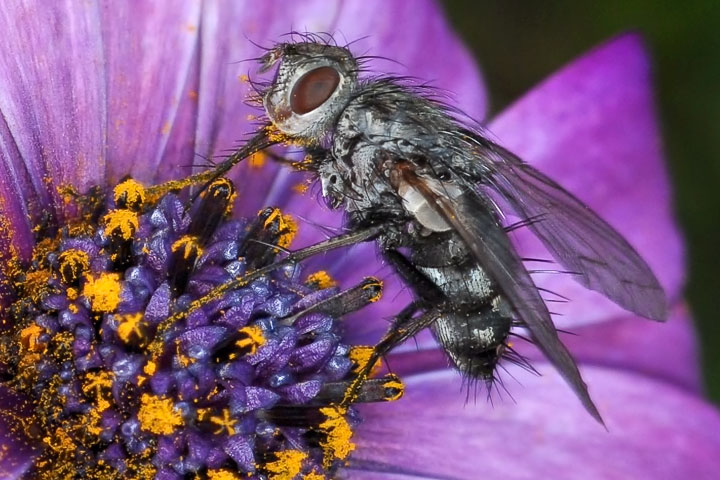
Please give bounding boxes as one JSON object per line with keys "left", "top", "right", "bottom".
{"left": 22, "top": 269, "right": 51, "bottom": 302}
{"left": 171, "top": 235, "right": 203, "bottom": 260}
{"left": 318, "top": 406, "right": 355, "bottom": 465}
{"left": 236, "top": 325, "right": 266, "bottom": 355}
{"left": 265, "top": 450, "right": 308, "bottom": 480}
{"left": 103, "top": 209, "right": 139, "bottom": 239}
{"left": 306, "top": 270, "right": 337, "bottom": 289}
{"left": 20, "top": 324, "right": 46, "bottom": 353}
{"left": 138, "top": 394, "right": 184, "bottom": 435}
{"left": 207, "top": 470, "right": 241, "bottom": 480}
{"left": 143, "top": 360, "right": 157, "bottom": 376}
{"left": 303, "top": 472, "right": 326, "bottom": 480}
{"left": 292, "top": 182, "right": 310, "bottom": 194}
{"left": 58, "top": 249, "right": 90, "bottom": 279}
{"left": 209, "top": 409, "right": 237, "bottom": 436}
{"left": 113, "top": 178, "right": 146, "bottom": 207}
{"left": 278, "top": 215, "right": 298, "bottom": 249}
{"left": 82, "top": 273, "right": 122, "bottom": 313}
{"left": 115, "top": 312, "right": 146, "bottom": 344}
{"left": 349, "top": 346, "right": 381, "bottom": 376}
{"left": 249, "top": 151, "right": 268, "bottom": 169}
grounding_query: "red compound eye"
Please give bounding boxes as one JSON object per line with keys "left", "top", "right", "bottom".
{"left": 290, "top": 66, "right": 340, "bottom": 114}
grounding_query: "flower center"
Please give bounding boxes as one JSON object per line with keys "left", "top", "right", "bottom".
{"left": 0, "top": 176, "right": 403, "bottom": 479}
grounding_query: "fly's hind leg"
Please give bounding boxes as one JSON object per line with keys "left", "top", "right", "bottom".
{"left": 340, "top": 304, "right": 441, "bottom": 408}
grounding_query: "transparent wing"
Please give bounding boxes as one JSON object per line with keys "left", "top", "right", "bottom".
{"left": 461, "top": 133, "right": 667, "bottom": 321}
{"left": 398, "top": 166, "right": 603, "bottom": 424}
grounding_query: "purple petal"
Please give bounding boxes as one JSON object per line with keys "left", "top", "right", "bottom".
{"left": 518, "top": 302, "right": 701, "bottom": 392}
{"left": 100, "top": 1, "right": 202, "bottom": 184}
{"left": 0, "top": 387, "right": 36, "bottom": 479}
{"left": 372, "top": 301, "right": 698, "bottom": 393}
{"left": 489, "top": 33, "right": 684, "bottom": 326}
{"left": 351, "top": 366, "right": 720, "bottom": 479}
{"left": 0, "top": 2, "right": 106, "bottom": 215}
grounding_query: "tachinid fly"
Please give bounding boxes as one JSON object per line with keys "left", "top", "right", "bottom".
{"left": 197, "top": 35, "right": 667, "bottom": 423}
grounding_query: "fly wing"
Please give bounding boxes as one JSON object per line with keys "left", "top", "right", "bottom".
{"left": 459, "top": 133, "right": 667, "bottom": 321}
{"left": 398, "top": 166, "right": 604, "bottom": 424}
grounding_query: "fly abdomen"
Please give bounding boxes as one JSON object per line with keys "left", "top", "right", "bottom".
{"left": 431, "top": 297, "right": 513, "bottom": 381}
{"left": 403, "top": 231, "right": 514, "bottom": 380}
{"left": 410, "top": 231, "right": 496, "bottom": 307}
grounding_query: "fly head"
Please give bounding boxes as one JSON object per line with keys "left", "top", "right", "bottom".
{"left": 260, "top": 42, "right": 358, "bottom": 141}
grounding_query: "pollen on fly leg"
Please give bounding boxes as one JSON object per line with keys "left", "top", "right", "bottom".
{"left": 0, "top": 161, "right": 406, "bottom": 478}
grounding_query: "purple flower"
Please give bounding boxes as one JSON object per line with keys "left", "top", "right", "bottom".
{"left": 0, "top": 1, "right": 717, "bottom": 479}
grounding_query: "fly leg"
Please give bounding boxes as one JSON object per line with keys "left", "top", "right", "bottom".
{"left": 152, "top": 224, "right": 384, "bottom": 351}
{"left": 340, "top": 304, "right": 441, "bottom": 407}
{"left": 339, "top": 249, "right": 452, "bottom": 407}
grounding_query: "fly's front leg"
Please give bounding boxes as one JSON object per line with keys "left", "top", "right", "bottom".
{"left": 152, "top": 224, "right": 384, "bottom": 352}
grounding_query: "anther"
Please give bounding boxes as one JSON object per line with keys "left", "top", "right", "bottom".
{"left": 113, "top": 178, "right": 146, "bottom": 211}
{"left": 239, "top": 207, "right": 297, "bottom": 269}
{"left": 57, "top": 249, "right": 90, "bottom": 286}
{"left": 168, "top": 178, "right": 235, "bottom": 293}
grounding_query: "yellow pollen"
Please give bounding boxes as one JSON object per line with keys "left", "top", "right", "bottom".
{"left": 249, "top": 151, "right": 267, "bottom": 169}
{"left": 383, "top": 377, "right": 405, "bottom": 401}
{"left": 261, "top": 207, "right": 298, "bottom": 243}
{"left": 265, "top": 450, "right": 308, "bottom": 480}
{"left": 349, "top": 346, "right": 381, "bottom": 376}
{"left": 306, "top": 271, "right": 337, "bottom": 289}
{"left": 265, "top": 124, "right": 289, "bottom": 144}
{"left": 204, "top": 178, "right": 237, "bottom": 215}
{"left": 292, "top": 182, "right": 310, "bottom": 194}
{"left": 210, "top": 409, "right": 237, "bottom": 436}
{"left": 279, "top": 214, "right": 298, "bottom": 249}
{"left": 103, "top": 208, "right": 139, "bottom": 240}
{"left": 58, "top": 249, "right": 90, "bottom": 283}
{"left": 171, "top": 235, "right": 203, "bottom": 259}
{"left": 23, "top": 269, "right": 51, "bottom": 302}
{"left": 83, "top": 272, "right": 122, "bottom": 313}
{"left": 138, "top": 394, "right": 184, "bottom": 435}
{"left": 113, "top": 178, "right": 146, "bottom": 209}
{"left": 20, "top": 324, "right": 46, "bottom": 353}
{"left": 291, "top": 154, "right": 315, "bottom": 171}
{"left": 83, "top": 371, "right": 114, "bottom": 398}
{"left": 143, "top": 360, "right": 157, "bottom": 376}
{"left": 207, "top": 470, "right": 241, "bottom": 480}
{"left": 303, "top": 472, "right": 326, "bottom": 480}
{"left": 87, "top": 405, "right": 106, "bottom": 435}
{"left": 363, "top": 278, "right": 383, "bottom": 302}
{"left": 318, "top": 406, "right": 355, "bottom": 465}
{"left": 43, "top": 427, "right": 76, "bottom": 454}
{"left": 66, "top": 287, "right": 79, "bottom": 300}
{"left": 236, "top": 325, "right": 266, "bottom": 355}
{"left": 116, "top": 312, "right": 146, "bottom": 344}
